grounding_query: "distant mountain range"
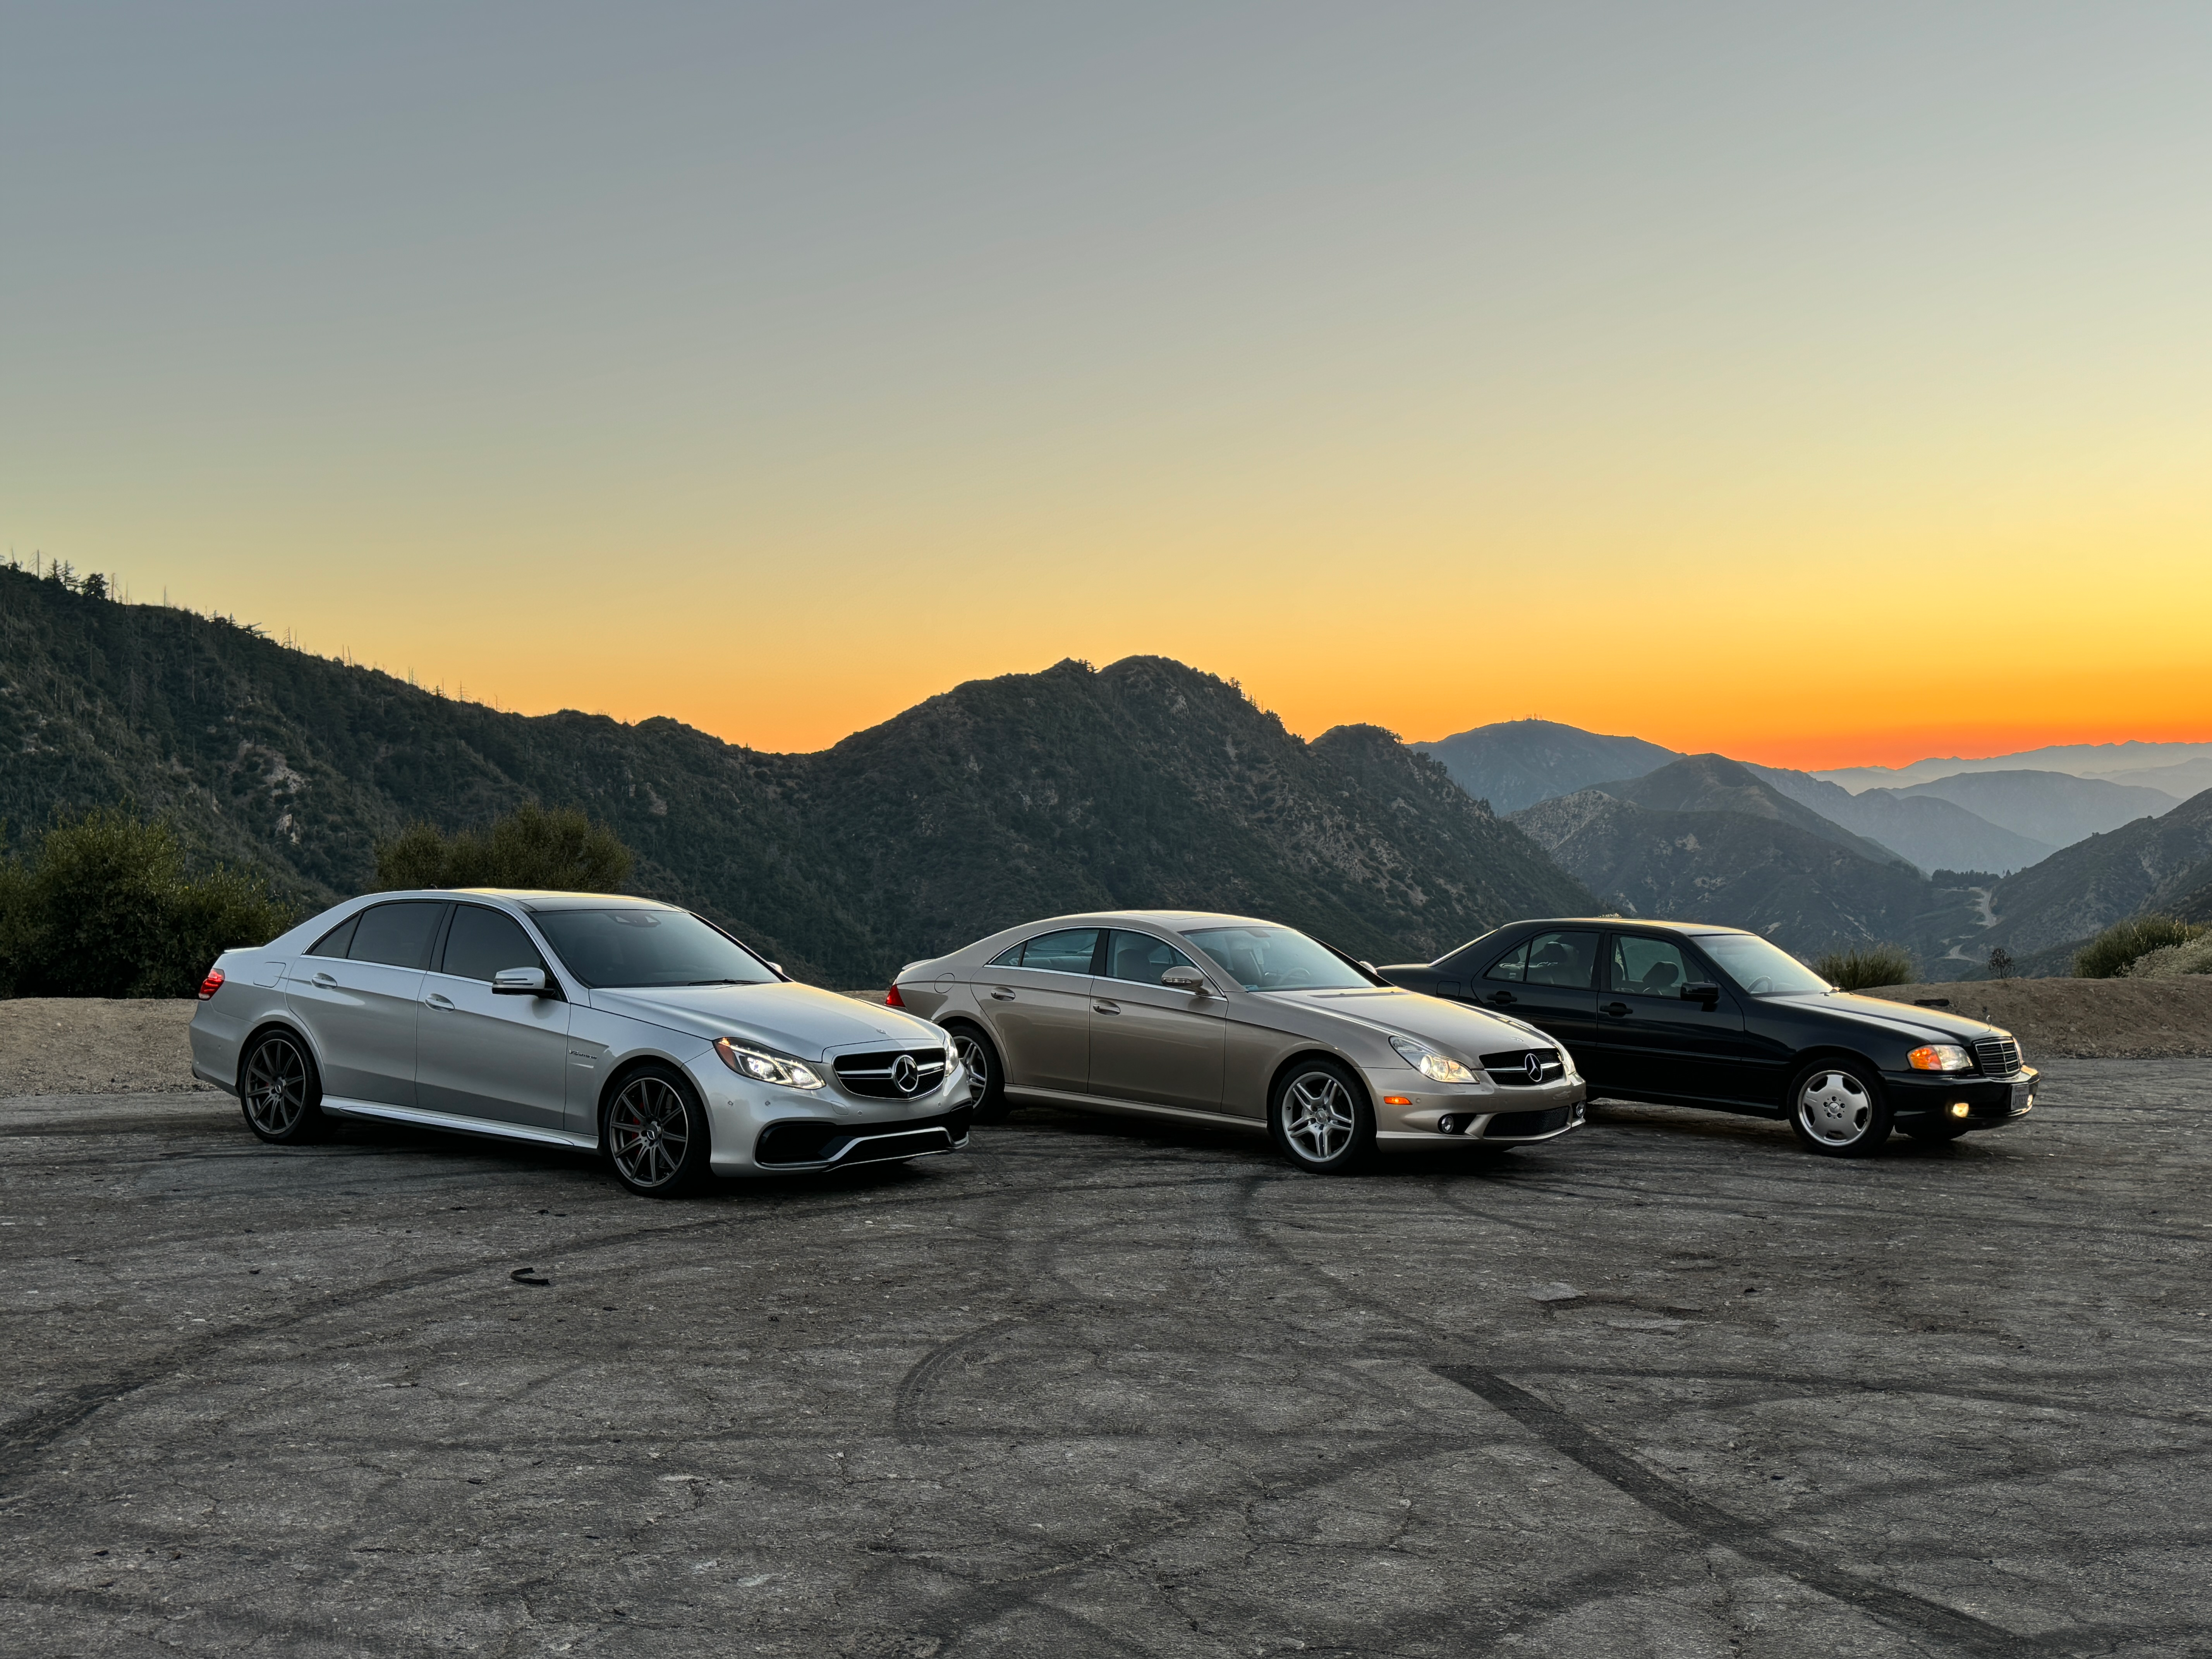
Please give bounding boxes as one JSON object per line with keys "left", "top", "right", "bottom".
{"left": 0, "top": 568, "right": 1587, "bottom": 984}
{"left": 1747, "top": 768, "right": 2057, "bottom": 876}
{"left": 1509, "top": 756, "right": 1984, "bottom": 963}
{"left": 1815, "top": 739, "right": 2212, "bottom": 793}
{"left": 1978, "top": 791, "right": 2212, "bottom": 962}
{"left": 1413, "top": 720, "right": 1678, "bottom": 815}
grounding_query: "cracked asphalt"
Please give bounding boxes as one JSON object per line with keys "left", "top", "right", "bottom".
{"left": 2, "top": 1060, "right": 2208, "bottom": 1657}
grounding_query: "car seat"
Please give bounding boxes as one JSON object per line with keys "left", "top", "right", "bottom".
{"left": 1640, "top": 960, "right": 1681, "bottom": 994}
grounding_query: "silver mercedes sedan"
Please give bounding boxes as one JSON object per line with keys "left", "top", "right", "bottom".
{"left": 890, "top": 910, "right": 1585, "bottom": 1173}
{"left": 189, "top": 889, "right": 970, "bottom": 1196}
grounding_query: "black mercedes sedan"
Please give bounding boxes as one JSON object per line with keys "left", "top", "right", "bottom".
{"left": 1378, "top": 919, "right": 2035, "bottom": 1158}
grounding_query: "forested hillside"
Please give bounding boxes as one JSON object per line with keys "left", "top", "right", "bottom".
{"left": 0, "top": 568, "right": 1590, "bottom": 984}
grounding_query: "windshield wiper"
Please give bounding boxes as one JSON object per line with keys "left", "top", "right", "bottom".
{"left": 685, "top": 978, "right": 749, "bottom": 986}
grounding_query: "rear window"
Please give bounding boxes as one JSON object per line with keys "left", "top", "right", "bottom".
{"left": 307, "top": 915, "right": 359, "bottom": 958}
{"left": 347, "top": 902, "right": 447, "bottom": 969}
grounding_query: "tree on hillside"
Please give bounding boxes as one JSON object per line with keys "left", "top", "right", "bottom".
{"left": 0, "top": 808, "right": 295, "bottom": 998}
{"left": 374, "top": 803, "right": 634, "bottom": 893}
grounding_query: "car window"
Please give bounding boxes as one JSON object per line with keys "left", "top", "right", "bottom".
{"left": 440, "top": 906, "right": 549, "bottom": 983}
{"left": 989, "top": 944, "right": 1024, "bottom": 966}
{"left": 1697, "top": 933, "right": 1830, "bottom": 997}
{"left": 347, "top": 902, "right": 447, "bottom": 970}
{"left": 1610, "top": 936, "right": 1692, "bottom": 996}
{"left": 307, "top": 915, "right": 359, "bottom": 958}
{"left": 1484, "top": 941, "right": 1528, "bottom": 982}
{"left": 1013, "top": 928, "right": 1100, "bottom": 975}
{"left": 1105, "top": 930, "right": 1197, "bottom": 986}
{"left": 1523, "top": 930, "right": 1599, "bottom": 989}
{"left": 1183, "top": 925, "right": 1371, "bottom": 992}
{"left": 531, "top": 908, "right": 777, "bottom": 989}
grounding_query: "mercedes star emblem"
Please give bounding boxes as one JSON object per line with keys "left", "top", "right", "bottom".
{"left": 891, "top": 1054, "right": 920, "bottom": 1094}
{"left": 1523, "top": 1051, "right": 1544, "bottom": 1084}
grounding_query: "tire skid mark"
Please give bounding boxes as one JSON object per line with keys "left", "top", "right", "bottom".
{"left": 1436, "top": 1367, "right": 2093, "bottom": 1658}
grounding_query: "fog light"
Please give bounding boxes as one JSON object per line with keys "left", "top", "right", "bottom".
{"left": 1949, "top": 1101, "right": 1970, "bottom": 1118}
{"left": 1436, "top": 1114, "right": 1460, "bottom": 1135}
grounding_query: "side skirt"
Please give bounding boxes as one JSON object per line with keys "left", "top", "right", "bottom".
{"left": 319, "top": 1096, "right": 598, "bottom": 1151}
{"left": 1004, "top": 1087, "right": 1268, "bottom": 1135}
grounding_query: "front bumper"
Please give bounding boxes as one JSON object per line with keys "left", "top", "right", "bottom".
{"left": 700, "top": 1054, "right": 973, "bottom": 1175}
{"left": 1884, "top": 1063, "right": 2039, "bottom": 1132}
{"left": 1372, "top": 1072, "right": 1589, "bottom": 1146}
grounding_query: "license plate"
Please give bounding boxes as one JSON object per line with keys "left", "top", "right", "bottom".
{"left": 2010, "top": 1083, "right": 2034, "bottom": 1113}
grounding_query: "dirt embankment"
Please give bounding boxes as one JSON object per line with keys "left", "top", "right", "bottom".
{"left": 0, "top": 999, "right": 205, "bottom": 1096}
{"left": 1863, "top": 977, "right": 2212, "bottom": 1059}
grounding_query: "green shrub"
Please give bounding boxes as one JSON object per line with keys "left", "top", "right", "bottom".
{"left": 1812, "top": 942, "right": 1917, "bottom": 991}
{"left": 0, "top": 808, "right": 296, "bottom": 998}
{"left": 2122, "top": 934, "right": 2212, "bottom": 979}
{"left": 2072, "top": 915, "right": 2204, "bottom": 979}
{"left": 373, "top": 803, "right": 634, "bottom": 893}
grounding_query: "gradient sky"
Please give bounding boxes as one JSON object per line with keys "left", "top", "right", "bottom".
{"left": 6, "top": 3, "right": 2209, "bottom": 767}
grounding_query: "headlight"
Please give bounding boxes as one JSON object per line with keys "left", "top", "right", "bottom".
{"left": 1389, "top": 1036, "right": 1479, "bottom": 1085}
{"left": 1906, "top": 1044, "right": 1971, "bottom": 1073}
{"left": 713, "top": 1037, "right": 826, "bottom": 1090}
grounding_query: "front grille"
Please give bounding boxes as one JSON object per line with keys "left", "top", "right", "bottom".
{"left": 1484, "top": 1106, "right": 1573, "bottom": 1138}
{"left": 833, "top": 1047, "right": 950, "bottom": 1100}
{"left": 756, "top": 1106, "right": 973, "bottom": 1166}
{"left": 1480, "top": 1048, "right": 1565, "bottom": 1087}
{"left": 1973, "top": 1038, "right": 2021, "bottom": 1077}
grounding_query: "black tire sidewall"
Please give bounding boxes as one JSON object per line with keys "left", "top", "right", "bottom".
{"left": 239, "top": 1029, "right": 326, "bottom": 1145}
{"left": 601, "top": 1063, "right": 713, "bottom": 1197}
{"left": 1267, "top": 1058, "right": 1376, "bottom": 1175}
{"left": 947, "top": 1022, "right": 1010, "bottom": 1124}
{"left": 1786, "top": 1058, "right": 1892, "bottom": 1158}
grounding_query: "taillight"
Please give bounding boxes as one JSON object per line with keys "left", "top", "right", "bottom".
{"left": 884, "top": 983, "right": 906, "bottom": 1008}
{"left": 197, "top": 967, "right": 227, "bottom": 1001}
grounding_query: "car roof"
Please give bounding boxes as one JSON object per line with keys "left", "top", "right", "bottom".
{"left": 368, "top": 889, "right": 676, "bottom": 913}
{"left": 1501, "top": 917, "right": 1747, "bottom": 937}
{"left": 1005, "top": 909, "right": 1285, "bottom": 933}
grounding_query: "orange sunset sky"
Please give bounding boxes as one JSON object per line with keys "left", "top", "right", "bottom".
{"left": 6, "top": 6, "right": 2209, "bottom": 770}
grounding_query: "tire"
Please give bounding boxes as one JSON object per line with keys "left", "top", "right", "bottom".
{"left": 602, "top": 1064, "right": 713, "bottom": 1197}
{"left": 239, "top": 1029, "right": 328, "bottom": 1144}
{"left": 946, "top": 1023, "right": 1010, "bottom": 1125}
{"left": 1268, "top": 1058, "right": 1375, "bottom": 1175}
{"left": 1787, "top": 1059, "right": 1892, "bottom": 1158}
{"left": 1901, "top": 1120, "right": 1970, "bottom": 1143}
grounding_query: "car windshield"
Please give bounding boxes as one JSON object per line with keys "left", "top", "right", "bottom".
{"left": 1185, "top": 925, "right": 1372, "bottom": 993}
{"left": 532, "top": 908, "right": 777, "bottom": 989}
{"left": 1697, "top": 934, "right": 1831, "bottom": 997}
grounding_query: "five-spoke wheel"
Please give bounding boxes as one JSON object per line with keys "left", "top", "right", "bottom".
{"left": 604, "top": 1065, "right": 711, "bottom": 1196}
{"left": 1788, "top": 1060, "right": 1891, "bottom": 1158}
{"left": 239, "top": 1031, "right": 325, "bottom": 1144}
{"left": 1268, "top": 1059, "right": 1374, "bottom": 1174}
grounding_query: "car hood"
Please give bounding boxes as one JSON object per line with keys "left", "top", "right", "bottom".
{"left": 586, "top": 981, "right": 944, "bottom": 1060}
{"left": 1262, "top": 987, "right": 1539, "bottom": 1059}
{"left": 1761, "top": 991, "right": 2012, "bottom": 1046}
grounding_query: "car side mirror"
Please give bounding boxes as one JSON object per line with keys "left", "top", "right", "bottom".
{"left": 1681, "top": 981, "right": 1721, "bottom": 1006}
{"left": 494, "top": 967, "right": 550, "bottom": 997}
{"left": 1161, "top": 966, "right": 1212, "bottom": 994}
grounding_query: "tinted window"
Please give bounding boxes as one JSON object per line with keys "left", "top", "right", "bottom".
{"left": 1484, "top": 941, "right": 1528, "bottom": 982}
{"left": 1523, "top": 930, "right": 1598, "bottom": 989}
{"left": 307, "top": 915, "right": 359, "bottom": 958}
{"left": 989, "top": 944, "right": 1024, "bottom": 967}
{"left": 532, "top": 907, "right": 776, "bottom": 989}
{"left": 1184, "top": 925, "right": 1370, "bottom": 993}
{"left": 348, "top": 902, "right": 446, "bottom": 969}
{"left": 1015, "top": 928, "right": 1100, "bottom": 975}
{"left": 441, "top": 906, "right": 549, "bottom": 984}
{"left": 1106, "top": 930, "right": 1197, "bottom": 986}
{"left": 1610, "top": 936, "right": 1690, "bottom": 996}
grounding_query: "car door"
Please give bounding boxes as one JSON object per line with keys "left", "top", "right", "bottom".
{"left": 283, "top": 900, "right": 446, "bottom": 1106}
{"left": 977, "top": 926, "right": 1100, "bottom": 1096}
{"left": 1466, "top": 929, "right": 1599, "bottom": 1067}
{"left": 414, "top": 904, "right": 572, "bottom": 1130}
{"left": 1587, "top": 932, "right": 1750, "bottom": 1102}
{"left": 1086, "top": 929, "right": 1227, "bottom": 1112}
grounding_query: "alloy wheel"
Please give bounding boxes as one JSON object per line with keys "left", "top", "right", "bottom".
{"left": 1797, "top": 1069, "right": 1872, "bottom": 1147}
{"left": 244, "top": 1037, "right": 309, "bottom": 1138}
{"left": 951, "top": 1031, "right": 990, "bottom": 1105}
{"left": 1283, "top": 1070, "right": 1358, "bottom": 1163}
{"left": 609, "top": 1076, "right": 693, "bottom": 1190}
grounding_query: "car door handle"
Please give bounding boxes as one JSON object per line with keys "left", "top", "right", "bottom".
{"left": 1603, "top": 1002, "right": 1630, "bottom": 1017}
{"left": 989, "top": 987, "right": 1016, "bottom": 1001}
{"left": 1486, "top": 991, "right": 1516, "bottom": 1006}
{"left": 1093, "top": 1001, "right": 1120, "bottom": 1015}
{"left": 424, "top": 993, "right": 455, "bottom": 1011}
{"left": 312, "top": 971, "right": 339, "bottom": 988}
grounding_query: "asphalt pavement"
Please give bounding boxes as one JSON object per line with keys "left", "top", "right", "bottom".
{"left": 2, "top": 1061, "right": 2207, "bottom": 1657}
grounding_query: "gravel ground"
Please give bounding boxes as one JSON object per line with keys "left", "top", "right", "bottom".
{"left": 0, "top": 1000, "right": 207, "bottom": 1097}
{"left": 1862, "top": 977, "right": 2212, "bottom": 1058}
{"left": 1, "top": 1063, "right": 2206, "bottom": 1657}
